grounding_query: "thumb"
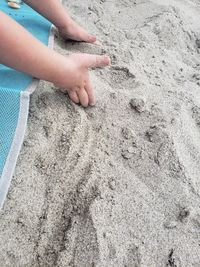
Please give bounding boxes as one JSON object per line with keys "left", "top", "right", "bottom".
{"left": 84, "top": 54, "right": 110, "bottom": 68}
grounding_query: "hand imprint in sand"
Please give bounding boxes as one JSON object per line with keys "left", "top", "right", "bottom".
{"left": 55, "top": 53, "right": 110, "bottom": 107}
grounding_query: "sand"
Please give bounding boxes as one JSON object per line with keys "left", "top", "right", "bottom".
{"left": 0, "top": 0, "right": 200, "bottom": 266}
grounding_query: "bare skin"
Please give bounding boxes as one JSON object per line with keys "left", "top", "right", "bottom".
{"left": 23, "top": 0, "right": 97, "bottom": 43}
{"left": 0, "top": 1, "right": 109, "bottom": 106}
{"left": 58, "top": 20, "right": 97, "bottom": 43}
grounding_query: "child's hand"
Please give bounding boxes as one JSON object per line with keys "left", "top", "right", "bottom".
{"left": 55, "top": 53, "right": 110, "bottom": 107}
{"left": 58, "top": 19, "right": 97, "bottom": 43}
{"left": 0, "top": 12, "right": 109, "bottom": 108}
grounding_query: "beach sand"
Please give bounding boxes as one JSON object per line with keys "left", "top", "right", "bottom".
{"left": 0, "top": 0, "right": 200, "bottom": 266}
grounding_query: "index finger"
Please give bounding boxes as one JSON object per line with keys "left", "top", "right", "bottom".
{"left": 85, "top": 54, "right": 110, "bottom": 69}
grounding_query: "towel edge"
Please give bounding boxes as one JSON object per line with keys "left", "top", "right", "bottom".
{"left": 0, "top": 24, "right": 55, "bottom": 209}
{"left": 0, "top": 91, "right": 30, "bottom": 209}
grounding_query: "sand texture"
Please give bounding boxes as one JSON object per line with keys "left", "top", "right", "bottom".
{"left": 0, "top": 0, "right": 200, "bottom": 266}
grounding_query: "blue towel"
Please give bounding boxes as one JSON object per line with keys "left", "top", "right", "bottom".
{"left": 0, "top": 2, "right": 53, "bottom": 208}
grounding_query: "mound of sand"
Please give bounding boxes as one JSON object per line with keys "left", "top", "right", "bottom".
{"left": 0, "top": 0, "right": 200, "bottom": 266}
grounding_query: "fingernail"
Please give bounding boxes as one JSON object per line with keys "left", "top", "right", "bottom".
{"left": 103, "top": 55, "right": 111, "bottom": 65}
{"left": 94, "top": 40, "right": 103, "bottom": 47}
{"left": 89, "top": 35, "right": 97, "bottom": 43}
{"left": 90, "top": 101, "right": 96, "bottom": 106}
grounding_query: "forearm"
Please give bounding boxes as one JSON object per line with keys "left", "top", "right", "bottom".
{"left": 23, "top": 0, "right": 70, "bottom": 29}
{"left": 0, "top": 11, "right": 66, "bottom": 85}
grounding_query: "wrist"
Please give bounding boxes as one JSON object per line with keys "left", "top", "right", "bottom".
{"left": 50, "top": 55, "right": 73, "bottom": 89}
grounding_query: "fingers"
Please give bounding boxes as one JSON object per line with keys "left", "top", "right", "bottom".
{"left": 68, "top": 90, "right": 79, "bottom": 104}
{"left": 87, "top": 34, "right": 97, "bottom": 43}
{"left": 68, "top": 85, "right": 95, "bottom": 107}
{"left": 85, "top": 76, "right": 96, "bottom": 106}
{"left": 66, "top": 53, "right": 110, "bottom": 107}
{"left": 69, "top": 86, "right": 95, "bottom": 107}
{"left": 93, "top": 39, "right": 103, "bottom": 47}
{"left": 84, "top": 54, "right": 110, "bottom": 68}
{"left": 77, "top": 88, "right": 89, "bottom": 107}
